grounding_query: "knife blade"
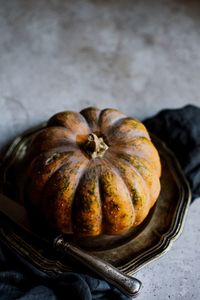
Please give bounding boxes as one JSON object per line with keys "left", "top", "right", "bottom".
{"left": 0, "top": 193, "right": 142, "bottom": 297}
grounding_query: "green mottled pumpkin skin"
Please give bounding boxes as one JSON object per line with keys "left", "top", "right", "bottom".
{"left": 21, "top": 107, "right": 161, "bottom": 236}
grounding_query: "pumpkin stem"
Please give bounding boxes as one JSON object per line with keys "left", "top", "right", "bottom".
{"left": 85, "top": 133, "right": 108, "bottom": 158}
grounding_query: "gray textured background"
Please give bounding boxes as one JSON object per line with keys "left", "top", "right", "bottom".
{"left": 0, "top": 0, "right": 200, "bottom": 299}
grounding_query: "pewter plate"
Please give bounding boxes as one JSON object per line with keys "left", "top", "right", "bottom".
{"left": 0, "top": 126, "right": 191, "bottom": 276}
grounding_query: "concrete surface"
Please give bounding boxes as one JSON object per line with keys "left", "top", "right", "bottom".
{"left": 0, "top": 0, "right": 200, "bottom": 299}
{"left": 137, "top": 199, "right": 200, "bottom": 300}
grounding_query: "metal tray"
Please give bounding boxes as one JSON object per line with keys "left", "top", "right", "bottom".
{"left": 0, "top": 126, "right": 191, "bottom": 276}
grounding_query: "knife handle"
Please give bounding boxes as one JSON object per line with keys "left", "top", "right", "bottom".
{"left": 53, "top": 236, "right": 142, "bottom": 298}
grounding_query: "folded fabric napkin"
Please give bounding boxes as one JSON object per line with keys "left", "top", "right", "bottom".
{"left": 0, "top": 104, "right": 199, "bottom": 300}
{"left": 144, "top": 104, "right": 200, "bottom": 201}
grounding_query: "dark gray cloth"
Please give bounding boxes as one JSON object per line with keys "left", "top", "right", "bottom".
{"left": 144, "top": 104, "right": 200, "bottom": 201}
{"left": 0, "top": 104, "right": 199, "bottom": 300}
{"left": 0, "top": 243, "right": 128, "bottom": 300}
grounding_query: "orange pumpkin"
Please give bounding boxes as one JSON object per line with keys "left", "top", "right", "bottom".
{"left": 20, "top": 107, "right": 161, "bottom": 236}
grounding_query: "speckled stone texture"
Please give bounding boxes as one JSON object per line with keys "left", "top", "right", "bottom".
{"left": 0, "top": 0, "right": 200, "bottom": 299}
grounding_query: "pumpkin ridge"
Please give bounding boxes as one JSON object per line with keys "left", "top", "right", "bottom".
{"left": 105, "top": 117, "right": 150, "bottom": 145}
{"left": 41, "top": 154, "right": 90, "bottom": 233}
{"left": 96, "top": 159, "right": 109, "bottom": 234}
{"left": 80, "top": 107, "right": 101, "bottom": 133}
{"left": 123, "top": 153, "right": 159, "bottom": 178}
{"left": 104, "top": 155, "right": 152, "bottom": 226}
{"left": 108, "top": 136, "right": 161, "bottom": 176}
{"left": 106, "top": 135, "right": 150, "bottom": 147}
{"left": 24, "top": 151, "right": 75, "bottom": 208}
{"left": 98, "top": 108, "right": 127, "bottom": 133}
{"left": 28, "top": 145, "right": 79, "bottom": 162}
{"left": 98, "top": 158, "right": 135, "bottom": 234}
{"left": 104, "top": 153, "right": 151, "bottom": 204}
{"left": 72, "top": 160, "right": 102, "bottom": 236}
{"left": 111, "top": 148, "right": 161, "bottom": 178}
{"left": 26, "top": 126, "right": 78, "bottom": 161}
{"left": 32, "top": 126, "right": 76, "bottom": 141}
{"left": 129, "top": 155, "right": 161, "bottom": 207}
{"left": 109, "top": 151, "right": 152, "bottom": 189}
{"left": 47, "top": 124, "right": 89, "bottom": 139}
{"left": 47, "top": 111, "right": 91, "bottom": 135}
{"left": 122, "top": 153, "right": 161, "bottom": 207}
{"left": 109, "top": 117, "right": 148, "bottom": 131}
{"left": 104, "top": 154, "right": 150, "bottom": 198}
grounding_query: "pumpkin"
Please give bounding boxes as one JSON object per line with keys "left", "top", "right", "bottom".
{"left": 19, "top": 107, "right": 161, "bottom": 236}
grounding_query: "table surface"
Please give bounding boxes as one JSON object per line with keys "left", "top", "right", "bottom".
{"left": 0, "top": 1, "right": 200, "bottom": 299}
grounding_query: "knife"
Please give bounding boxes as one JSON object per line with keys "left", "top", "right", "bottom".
{"left": 0, "top": 193, "right": 142, "bottom": 297}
